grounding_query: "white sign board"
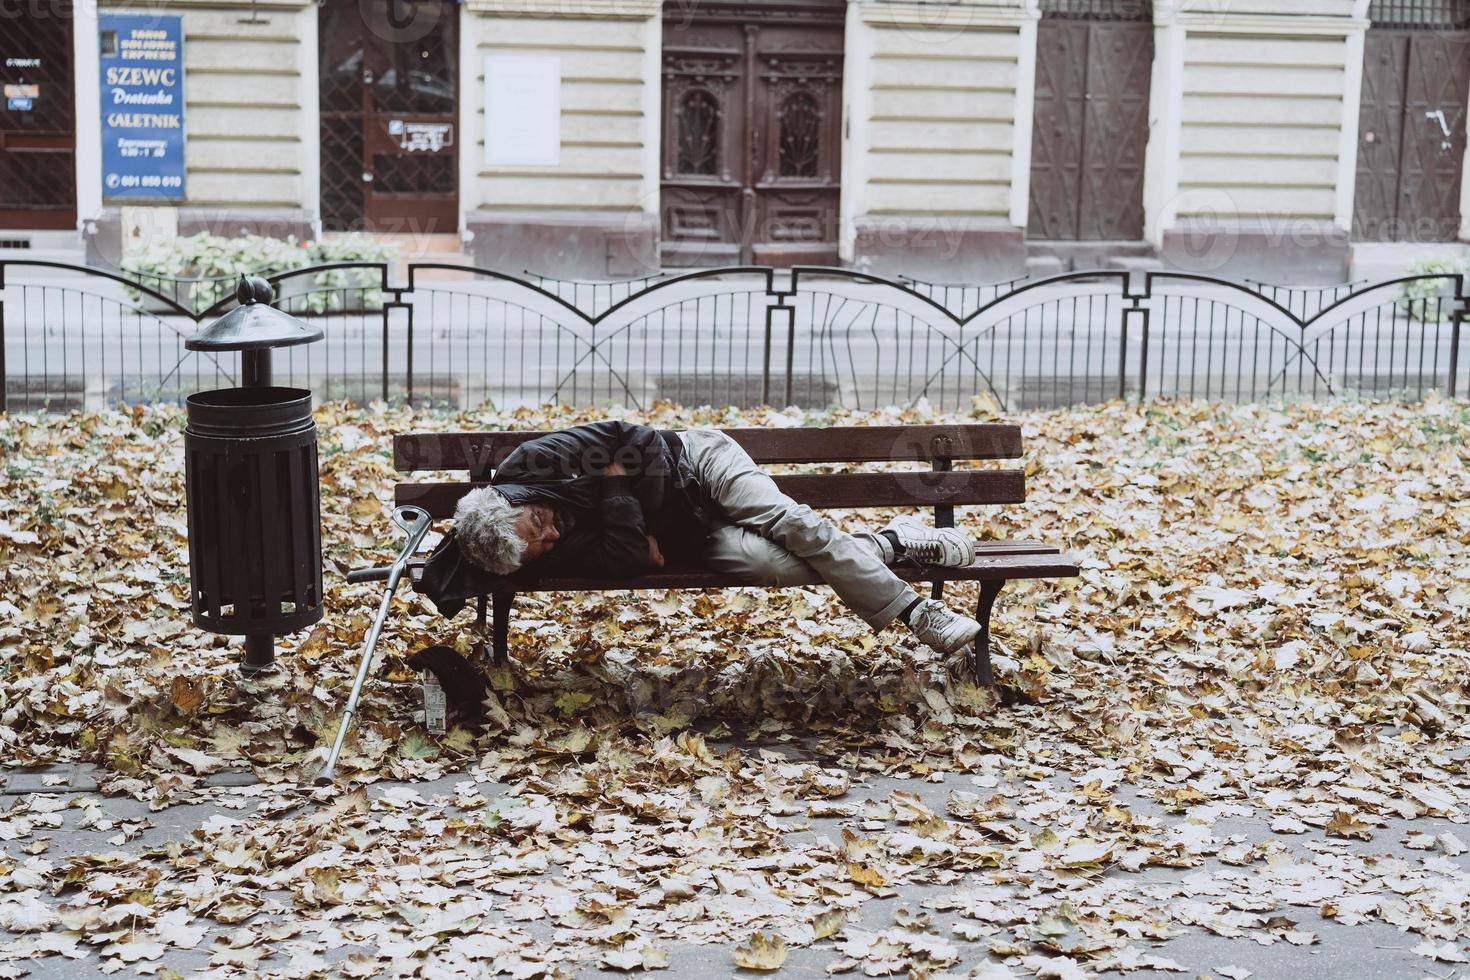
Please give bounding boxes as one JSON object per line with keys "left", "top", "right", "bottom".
{"left": 484, "top": 54, "right": 560, "bottom": 167}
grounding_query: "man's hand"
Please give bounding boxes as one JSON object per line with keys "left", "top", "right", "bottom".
{"left": 604, "top": 461, "right": 628, "bottom": 477}
{"left": 647, "top": 536, "right": 665, "bottom": 568}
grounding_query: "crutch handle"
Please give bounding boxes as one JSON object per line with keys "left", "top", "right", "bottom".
{"left": 346, "top": 567, "right": 392, "bottom": 583}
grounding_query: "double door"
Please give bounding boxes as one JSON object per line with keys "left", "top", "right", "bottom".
{"left": 319, "top": 0, "right": 459, "bottom": 232}
{"left": 0, "top": 4, "right": 76, "bottom": 229}
{"left": 1027, "top": 8, "right": 1154, "bottom": 241}
{"left": 1354, "top": 28, "right": 1470, "bottom": 241}
{"left": 661, "top": 3, "right": 845, "bottom": 266}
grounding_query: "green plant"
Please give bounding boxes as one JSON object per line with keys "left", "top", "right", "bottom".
{"left": 1397, "top": 255, "right": 1468, "bottom": 323}
{"left": 301, "top": 233, "right": 397, "bottom": 314}
{"left": 122, "top": 232, "right": 397, "bottom": 314}
{"left": 124, "top": 232, "right": 307, "bottom": 311}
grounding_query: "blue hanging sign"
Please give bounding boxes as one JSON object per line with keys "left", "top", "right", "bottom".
{"left": 98, "top": 13, "right": 185, "bottom": 200}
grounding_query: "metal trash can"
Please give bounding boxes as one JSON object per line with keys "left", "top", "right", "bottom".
{"left": 185, "top": 386, "right": 324, "bottom": 671}
{"left": 184, "top": 275, "right": 325, "bottom": 674}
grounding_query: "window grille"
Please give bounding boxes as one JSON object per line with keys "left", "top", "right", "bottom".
{"left": 1368, "top": 0, "right": 1470, "bottom": 28}
{"left": 1040, "top": 0, "right": 1152, "bottom": 21}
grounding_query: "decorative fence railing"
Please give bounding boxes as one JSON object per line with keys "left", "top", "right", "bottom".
{"left": 2, "top": 260, "right": 1465, "bottom": 413}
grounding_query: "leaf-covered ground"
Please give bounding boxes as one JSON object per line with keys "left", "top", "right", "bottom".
{"left": 1, "top": 397, "right": 1467, "bottom": 977}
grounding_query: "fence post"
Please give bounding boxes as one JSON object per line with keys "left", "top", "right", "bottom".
{"left": 1125, "top": 273, "right": 1151, "bottom": 403}
{"left": 404, "top": 300, "right": 415, "bottom": 407}
{"left": 764, "top": 270, "right": 796, "bottom": 408}
{"left": 0, "top": 261, "right": 6, "bottom": 414}
{"left": 761, "top": 299, "right": 774, "bottom": 407}
{"left": 1451, "top": 308, "right": 1463, "bottom": 401}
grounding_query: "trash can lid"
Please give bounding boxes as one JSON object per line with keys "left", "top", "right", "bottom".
{"left": 186, "top": 274, "right": 325, "bottom": 352}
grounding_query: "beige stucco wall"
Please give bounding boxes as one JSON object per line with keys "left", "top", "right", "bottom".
{"left": 463, "top": 0, "right": 659, "bottom": 217}
{"left": 843, "top": 1, "right": 1032, "bottom": 231}
{"left": 1175, "top": 31, "right": 1351, "bottom": 221}
{"left": 1147, "top": 0, "right": 1368, "bottom": 245}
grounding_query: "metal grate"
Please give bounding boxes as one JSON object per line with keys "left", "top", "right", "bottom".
{"left": 1040, "top": 0, "right": 1152, "bottom": 21}
{"left": 0, "top": 148, "right": 76, "bottom": 213}
{"left": 1369, "top": 0, "right": 1470, "bottom": 27}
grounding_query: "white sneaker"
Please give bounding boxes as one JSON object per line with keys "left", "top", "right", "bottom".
{"left": 883, "top": 518, "right": 976, "bottom": 568}
{"left": 906, "top": 599, "right": 982, "bottom": 655}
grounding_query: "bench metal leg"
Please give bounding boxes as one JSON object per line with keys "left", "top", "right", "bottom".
{"left": 471, "top": 593, "right": 488, "bottom": 660}
{"left": 972, "top": 579, "right": 1005, "bottom": 686}
{"left": 492, "top": 591, "right": 514, "bottom": 667}
{"left": 932, "top": 461, "right": 954, "bottom": 602}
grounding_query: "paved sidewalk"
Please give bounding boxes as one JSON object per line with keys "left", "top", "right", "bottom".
{"left": 4, "top": 761, "right": 1467, "bottom": 978}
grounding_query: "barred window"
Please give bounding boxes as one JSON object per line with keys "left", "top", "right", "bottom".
{"left": 1368, "top": 0, "right": 1470, "bottom": 28}
{"left": 1040, "top": 0, "right": 1152, "bottom": 21}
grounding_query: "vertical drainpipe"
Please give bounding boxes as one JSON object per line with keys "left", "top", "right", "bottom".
{"left": 1009, "top": 0, "right": 1041, "bottom": 233}
{"left": 458, "top": 0, "right": 477, "bottom": 246}
{"left": 1335, "top": 0, "right": 1372, "bottom": 246}
{"left": 73, "top": 0, "right": 103, "bottom": 241}
{"left": 640, "top": 0, "right": 663, "bottom": 240}
{"left": 838, "top": 0, "right": 869, "bottom": 267}
{"left": 300, "top": 2, "right": 323, "bottom": 238}
{"left": 1142, "top": 0, "right": 1185, "bottom": 252}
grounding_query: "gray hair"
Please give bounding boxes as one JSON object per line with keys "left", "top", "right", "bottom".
{"left": 453, "top": 488, "right": 525, "bottom": 576}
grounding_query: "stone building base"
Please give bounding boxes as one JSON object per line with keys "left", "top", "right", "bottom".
{"left": 850, "top": 215, "right": 1027, "bottom": 282}
{"left": 1160, "top": 219, "right": 1351, "bottom": 285}
{"left": 466, "top": 210, "right": 660, "bottom": 279}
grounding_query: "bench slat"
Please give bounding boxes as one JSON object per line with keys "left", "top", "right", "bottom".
{"left": 406, "top": 550, "right": 1079, "bottom": 593}
{"left": 396, "top": 469, "right": 1025, "bottom": 518}
{"left": 394, "top": 424, "right": 1023, "bottom": 473}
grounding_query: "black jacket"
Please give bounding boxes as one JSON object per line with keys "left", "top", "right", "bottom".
{"left": 418, "top": 421, "right": 714, "bottom": 617}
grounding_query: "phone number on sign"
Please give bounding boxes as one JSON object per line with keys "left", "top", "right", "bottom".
{"left": 109, "top": 174, "right": 183, "bottom": 189}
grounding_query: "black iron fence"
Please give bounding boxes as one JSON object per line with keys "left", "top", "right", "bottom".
{"left": 2, "top": 260, "right": 1466, "bottom": 413}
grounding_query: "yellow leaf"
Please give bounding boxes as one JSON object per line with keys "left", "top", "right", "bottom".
{"left": 846, "top": 861, "right": 887, "bottom": 888}
{"left": 731, "top": 933, "right": 787, "bottom": 971}
{"left": 170, "top": 675, "right": 204, "bottom": 715}
{"left": 811, "top": 909, "right": 846, "bottom": 940}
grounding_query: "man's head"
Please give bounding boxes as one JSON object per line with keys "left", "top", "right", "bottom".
{"left": 453, "top": 488, "right": 561, "bottom": 575}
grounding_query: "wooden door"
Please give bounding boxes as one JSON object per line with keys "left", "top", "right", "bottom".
{"left": 1354, "top": 28, "right": 1469, "bottom": 241}
{"left": 0, "top": 3, "right": 76, "bottom": 230}
{"left": 319, "top": 0, "right": 458, "bottom": 233}
{"left": 1027, "top": 5, "right": 1153, "bottom": 241}
{"left": 661, "top": 1, "right": 844, "bottom": 267}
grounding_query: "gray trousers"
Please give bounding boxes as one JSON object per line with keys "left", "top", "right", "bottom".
{"left": 679, "top": 428, "right": 918, "bottom": 630}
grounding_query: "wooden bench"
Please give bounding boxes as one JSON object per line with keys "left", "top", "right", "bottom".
{"left": 391, "top": 424, "right": 1080, "bottom": 685}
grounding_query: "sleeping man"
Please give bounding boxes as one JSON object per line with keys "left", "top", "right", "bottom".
{"left": 419, "top": 421, "right": 985, "bottom": 657}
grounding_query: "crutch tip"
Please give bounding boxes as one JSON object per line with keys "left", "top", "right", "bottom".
{"left": 313, "top": 770, "right": 335, "bottom": 786}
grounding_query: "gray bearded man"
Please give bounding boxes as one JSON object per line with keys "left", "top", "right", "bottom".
{"left": 419, "top": 421, "right": 986, "bottom": 659}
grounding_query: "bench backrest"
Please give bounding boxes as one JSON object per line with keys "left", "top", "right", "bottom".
{"left": 393, "top": 424, "right": 1026, "bottom": 519}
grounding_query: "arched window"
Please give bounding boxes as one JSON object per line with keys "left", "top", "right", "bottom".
{"left": 676, "top": 90, "right": 720, "bottom": 176}
{"left": 778, "top": 91, "right": 821, "bottom": 178}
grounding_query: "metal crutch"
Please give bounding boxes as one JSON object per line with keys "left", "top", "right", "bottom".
{"left": 316, "top": 505, "right": 432, "bottom": 785}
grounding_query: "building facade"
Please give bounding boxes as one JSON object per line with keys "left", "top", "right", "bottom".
{"left": 1, "top": 0, "right": 1467, "bottom": 281}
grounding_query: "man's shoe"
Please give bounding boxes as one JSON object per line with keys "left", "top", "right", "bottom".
{"left": 883, "top": 517, "right": 976, "bottom": 567}
{"left": 906, "top": 599, "right": 982, "bottom": 655}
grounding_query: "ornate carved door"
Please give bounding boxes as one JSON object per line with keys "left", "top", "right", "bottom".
{"left": 661, "top": 1, "right": 844, "bottom": 266}
{"left": 0, "top": 3, "right": 76, "bottom": 230}
{"left": 1027, "top": 1, "right": 1153, "bottom": 241}
{"left": 319, "top": 0, "right": 458, "bottom": 233}
{"left": 1354, "top": 9, "right": 1470, "bottom": 241}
